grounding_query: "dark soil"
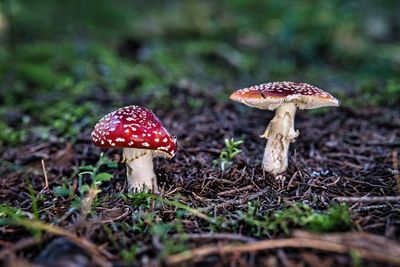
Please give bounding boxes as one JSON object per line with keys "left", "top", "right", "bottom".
{"left": 1, "top": 88, "right": 400, "bottom": 267}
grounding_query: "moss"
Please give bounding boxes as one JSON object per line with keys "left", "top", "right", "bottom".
{"left": 238, "top": 202, "right": 352, "bottom": 236}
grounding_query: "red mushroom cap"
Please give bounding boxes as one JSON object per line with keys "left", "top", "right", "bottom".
{"left": 91, "top": 105, "right": 177, "bottom": 158}
{"left": 230, "top": 82, "right": 339, "bottom": 110}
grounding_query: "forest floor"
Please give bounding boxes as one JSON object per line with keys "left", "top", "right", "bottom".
{"left": 1, "top": 86, "right": 400, "bottom": 266}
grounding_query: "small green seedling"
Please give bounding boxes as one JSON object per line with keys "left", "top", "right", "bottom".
{"left": 214, "top": 138, "right": 244, "bottom": 171}
{"left": 53, "top": 177, "right": 72, "bottom": 198}
{"left": 76, "top": 153, "right": 116, "bottom": 194}
{"left": 70, "top": 153, "right": 117, "bottom": 214}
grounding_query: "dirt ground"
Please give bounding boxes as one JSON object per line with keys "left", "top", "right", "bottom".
{"left": 1, "top": 88, "right": 400, "bottom": 267}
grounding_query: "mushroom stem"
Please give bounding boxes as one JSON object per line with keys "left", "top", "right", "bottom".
{"left": 123, "top": 148, "right": 157, "bottom": 192}
{"left": 261, "top": 102, "right": 299, "bottom": 175}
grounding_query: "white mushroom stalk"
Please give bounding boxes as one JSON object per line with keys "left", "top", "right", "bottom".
{"left": 230, "top": 82, "right": 340, "bottom": 175}
{"left": 123, "top": 148, "right": 157, "bottom": 192}
{"left": 260, "top": 102, "right": 299, "bottom": 174}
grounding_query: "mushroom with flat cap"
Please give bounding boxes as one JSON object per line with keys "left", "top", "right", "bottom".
{"left": 230, "top": 81, "right": 339, "bottom": 175}
{"left": 91, "top": 105, "right": 177, "bottom": 192}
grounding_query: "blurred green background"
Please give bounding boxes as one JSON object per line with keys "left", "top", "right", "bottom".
{"left": 0, "top": 0, "right": 399, "bottom": 147}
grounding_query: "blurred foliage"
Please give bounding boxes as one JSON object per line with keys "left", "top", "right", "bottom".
{"left": 0, "top": 0, "right": 399, "bottom": 146}
{"left": 360, "top": 79, "right": 400, "bottom": 106}
{"left": 3, "top": 0, "right": 134, "bottom": 40}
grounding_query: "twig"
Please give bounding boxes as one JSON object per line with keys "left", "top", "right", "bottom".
{"left": 217, "top": 185, "right": 253, "bottom": 197}
{"left": 173, "top": 233, "right": 256, "bottom": 243}
{"left": 41, "top": 159, "right": 49, "bottom": 190}
{"left": 293, "top": 230, "right": 400, "bottom": 262}
{"left": 335, "top": 195, "right": 400, "bottom": 203}
{"left": 165, "top": 231, "right": 400, "bottom": 266}
{"left": 165, "top": 238, "right": 347, "bottom": 265}
{"left": 99, "top": 208, "right": 130, "bottom": 223}
{"left": 81, "top": 188, "right": 100, "bottom": 217}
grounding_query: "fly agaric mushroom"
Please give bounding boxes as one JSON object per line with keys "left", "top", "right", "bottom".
{"left": 230, "top": 81, "right": 339, "bottom": 175}
{"left": 91, "top": 105, "right": 177, "bottom": 192}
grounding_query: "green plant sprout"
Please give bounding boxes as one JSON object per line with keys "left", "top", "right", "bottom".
{"left": 76, "top": 153, "right": 117, "bottom": 193}
{"left": 52, "top": 177, "right": 71, "bottom": 198}
{"left": 60, "top": 153, "right": 117, "bottom": 214}
{"left": 214, "top": 138, "right": 244, "bottom": 171}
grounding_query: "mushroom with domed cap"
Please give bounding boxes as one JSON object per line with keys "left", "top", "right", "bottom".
{"left": 91, "top": 105, "right": 177, "bottom": 192}
{"left": 230, "top": 81, "right": 339, "bottom": 175}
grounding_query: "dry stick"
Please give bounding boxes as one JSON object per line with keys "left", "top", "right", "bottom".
{"left": 293, "top": 230, "right": 400, "bottom": 263}
{"left": 217, "top": 184, "right": 254, "bottom": 197}
{"left": 335, "top": 195, "right": 400, "bottom": 203}
{"left": 165, "top": 232, "right": 400, "bottom": 266}
{"left": 165, "top": 238, "right": 348, "bottom": 265}
{"left": 41, "top": 159, "right": 49, "bottom": 190}
{"left": 99, "top": 208, "right": 130, "bottom": 224}
{"left": 173, "top": 233, "right": 256, "bottom": 243}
